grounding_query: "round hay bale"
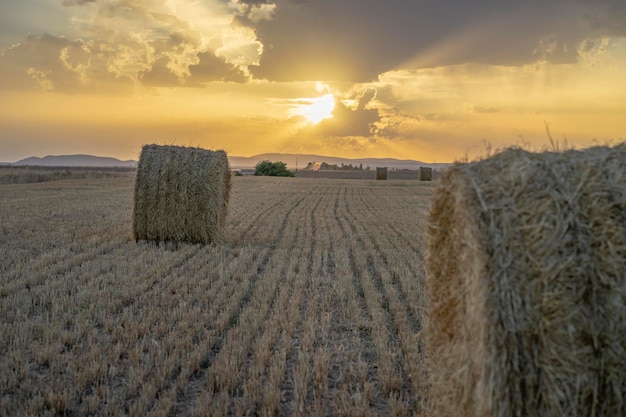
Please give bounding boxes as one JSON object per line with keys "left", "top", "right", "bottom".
{"left": 425, "top": 145, "right": 626, "bottom": 417}
{"left": 419, "top": 166, "right": 432, "bottom": 181}
{"left": 376, "top": 167, "right": 388, "bottom": 180}
{"left": 133, "top": 144, "right": 231, "bottom": 244}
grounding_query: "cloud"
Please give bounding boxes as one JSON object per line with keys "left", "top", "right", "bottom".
{"left": 62, "top": 0, "right": 98, "bottom": 6}
{"left": 0, "top": 32, "right": 152, "bottom": 93}
{"left": 356, "top": 88, "right": 376, "bottom": 111}
{"left": 237, "top": 0, "right": 274, "bottom": 4}
{"left": 583, "top": 0, "right": 626, "bottom": 36}
{"left": 375, "top": 110, "right": 426, "bottom": 141}
{"left": 533, "top": 39, "right": 579, "bottom": 65}
{"left": 250, "top": 0, "right": 626, "bottom": 82}
{"left": 233, "top": 1, "right": 277, "bottom": 23}
{"left": 0, "top": 1, "right": 252, "bottom": 92}
{"left": 0, "top": 34, "right": 97, "bottom": 93}
{"left": 188, "top": 52, "right": 247, "bottom": 83}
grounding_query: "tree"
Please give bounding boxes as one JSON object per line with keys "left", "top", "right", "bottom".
{"left": 254, "top": 160, "right": 294, "bottom": 177}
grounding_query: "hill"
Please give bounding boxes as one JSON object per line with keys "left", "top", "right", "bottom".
{"left": 12, "top": 154, "right": 137, "bottom": 167}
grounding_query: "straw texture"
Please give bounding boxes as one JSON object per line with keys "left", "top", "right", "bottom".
{"left": 425, "top": 145, "right": 626, "bottom": 417}
{"left": 133, "top": 144, "right": 231, "bottom": 244}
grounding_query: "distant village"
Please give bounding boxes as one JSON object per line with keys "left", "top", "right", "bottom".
{"left": 303, "top": 161, "right": 370, "bottom": 171}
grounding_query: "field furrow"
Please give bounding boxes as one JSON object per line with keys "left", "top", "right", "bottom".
{"left": 349, "top": 185, "right": 429, "bottom": 338}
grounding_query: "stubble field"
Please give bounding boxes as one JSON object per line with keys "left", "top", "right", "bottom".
{"left": 1, "top": 173, "right": 433, "bottom": 416}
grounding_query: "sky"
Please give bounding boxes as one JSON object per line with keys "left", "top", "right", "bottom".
{"left": 1, "top": 0, "right": 625, "bottom": 163}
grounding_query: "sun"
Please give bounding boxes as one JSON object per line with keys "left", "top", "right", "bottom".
{"left": 291, "top": 93, "right": 336, "bottom": 124}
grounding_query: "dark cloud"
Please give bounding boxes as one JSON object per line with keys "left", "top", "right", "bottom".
{"left": 532, "top": 39, "right": 579, "bottom": 65}
{"left": 149, "top": 13, "right": 203, "bottom": 47}
{"left": 250, "top": 0, "right": 626, "bottom": 82}
{"left": 237, "top": 0, "right": 274, "bottom": 5}
{"left": 0, "top": 30, "right": 245, "bottom": 93}
{"left": 356, "top": 88, "right": 376, "bottom": 111}
{"left": 189, "top": 52, "right": 247, "bottom": 84}
{"left": 0, "top": 34, "right": 92, "bottom": 92}
{"left": 139, "top": 56, "right": 180, "bottom": 86}
{"left": 62, "top": 0, "right": 98, "bottom": 6}
{"left": 582, "top": 0, "right": 626, "bottom": 36}
{"left": 0, "top": 33, "right": 141, "bottom": 93}
{"left": 0, "top": 1, "right": 250, "bottom": 92}
{"left": 141, "top": 51, "right": 247, "bottom": 86}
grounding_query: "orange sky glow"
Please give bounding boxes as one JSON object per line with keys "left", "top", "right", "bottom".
{"left": 1, "top": 1, "right": 625, "bottom": 163}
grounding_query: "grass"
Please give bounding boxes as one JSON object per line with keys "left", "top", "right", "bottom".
{"left": 0, "top": 173, "right": 433, "bottom": 416}
{"left": 0, "top": 165, "right": 136, "bottom": 184}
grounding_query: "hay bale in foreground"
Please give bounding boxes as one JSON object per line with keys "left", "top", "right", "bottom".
{"left": 425, "top": 145, "right": 626, "bottom": 417}
{"left": 419, "top": 166, "right": 432, "bottom": 181}
{"left": 133, "top": 144, "right": 231, "bottom": 244}
{"left": 376, "top": 167, "right": 388, "bottom": 180}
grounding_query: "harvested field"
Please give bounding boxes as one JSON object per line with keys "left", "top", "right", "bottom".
{"left": 1, "top": 174, "right": 433, "bottom": 416}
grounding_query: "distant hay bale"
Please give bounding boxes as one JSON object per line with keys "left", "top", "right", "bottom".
{"left": 133, "top": 144, "right": 231, "bottom": 244}
{"left": 419, "top": 167, "right": 432, "bottom": 181}
{"left": 376, "top": 167, "right": 388, "bottom": 180}
{"left": 425, "top": 145, "right": 626, "bottom": 417}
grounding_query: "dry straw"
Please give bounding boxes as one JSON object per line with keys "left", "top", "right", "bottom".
{"left": 133, "top": 144, "right": 231, "bottom": 244}
{"left": 419, "top": 167, "right": 433, "bottom": 181}
{"left": 376, "top": 167, "right": 388, "bottom": 180}
{"left": 426, "top": 145, "right": 626, "bottom": 417}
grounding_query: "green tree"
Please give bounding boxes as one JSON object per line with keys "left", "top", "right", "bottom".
{"left": 254, "top": 160, "right": 294, "bottom": 177}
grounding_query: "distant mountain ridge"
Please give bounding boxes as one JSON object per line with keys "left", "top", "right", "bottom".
{"left": 4, "top": 152, "right": 449, "bottom": 170}
{"left": 10, "top": 154, "right": 137, "bottom": 167}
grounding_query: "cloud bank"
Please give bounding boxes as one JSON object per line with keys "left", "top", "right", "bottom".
{"left": 3, "top": 0, "right": 626, "bottom": 92}
{"left": 252, "top": 0, "right": 626, "bottom": 81}
{"left": 0, "top": 0, "right": 265, "bottom": 93}
{"left": 2, "top": 0, "right": 625, "bottom": 92}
